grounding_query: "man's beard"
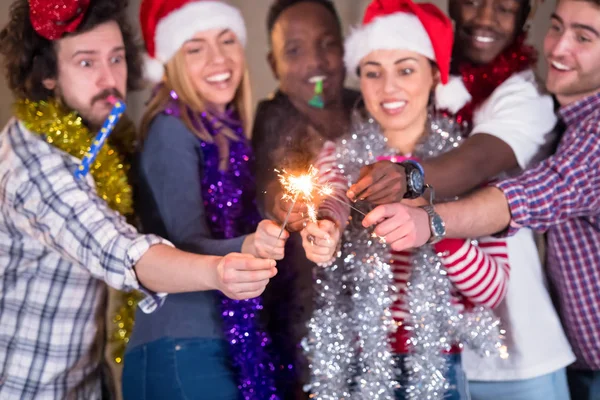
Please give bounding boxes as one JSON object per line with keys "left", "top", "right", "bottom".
{"left": 56, "top": 88, "right": 125, "bottom": 132}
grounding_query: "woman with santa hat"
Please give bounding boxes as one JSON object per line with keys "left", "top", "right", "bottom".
{"left": 122, "top": 1, "right": 285, "bottom": 399}
{"left": 302, "top": 0, "right": 511, "bottom": 399}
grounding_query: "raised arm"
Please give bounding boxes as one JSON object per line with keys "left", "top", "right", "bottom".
{"left": 348, "top": 71, "right": 557, "bottom": 201}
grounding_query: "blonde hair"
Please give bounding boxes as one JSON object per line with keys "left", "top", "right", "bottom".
{"left": 140, "top": 47, "right": 253, "bottom": 144}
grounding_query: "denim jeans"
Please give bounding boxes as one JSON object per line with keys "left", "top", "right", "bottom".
{"left": 567, "top": 368, "right": 600, "bottom": 400}
{"left": 469, "top": 368, "right": 570, "bottom": 400}
{"left": 394, "top": 353, "right": 470, "bottom": 400}
{"left": 122, "top": 337, "right": 238, "bottom": 400}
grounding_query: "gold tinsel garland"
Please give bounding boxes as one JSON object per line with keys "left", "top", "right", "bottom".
{"left": 14, "top": 99, "right": 138, "bottom": 364}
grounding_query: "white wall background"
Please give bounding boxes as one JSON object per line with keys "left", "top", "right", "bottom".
{"left": 0, "top": 0, "right": 554, "bottom": 127}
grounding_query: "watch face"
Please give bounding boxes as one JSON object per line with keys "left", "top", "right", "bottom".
{"left": 409, "top": 169, "right": 424, "bottom": 194}
{"left": 431, "top": 214, "right": 446, "bottom": 237}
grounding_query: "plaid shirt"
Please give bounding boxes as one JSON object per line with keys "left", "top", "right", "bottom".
{"left": 497, "top": 92, "right": 600, "bottom": 370}
{"left": 0, "top": 119, "right": 169, "bottom": 399}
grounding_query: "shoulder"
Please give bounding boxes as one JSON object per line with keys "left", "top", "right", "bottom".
{"left": 1, "top": 119, "right": 80, "bottom": 178}
{"left": 475, "top": 69, "right": 555, "bottom": 122}
{"left": 0, "top": 119, "right": 92, "bottom": 204}
{"left": 489, "top": 69, "right": 550, "bottom": 101}
{"left": 255, "top": 91, "right": 297, "bottom": 122}
{"left": 144, "top": 113, "right": 199, "bottom": 150}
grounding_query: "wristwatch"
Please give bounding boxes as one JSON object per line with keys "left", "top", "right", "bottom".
{"left": 399, "top": 160, "right": 425, "bottom": 199}
{"left": 420, "top": 205, "right": 446, "bottom": 244}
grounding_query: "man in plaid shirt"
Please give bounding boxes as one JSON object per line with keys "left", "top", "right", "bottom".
{"left": 362, "top": 0, "right": 600, "bottom": 398}
{"left": 0, "top": 1, "right": 280, "bottom": 399}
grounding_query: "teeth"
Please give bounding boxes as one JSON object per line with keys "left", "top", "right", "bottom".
{"left": 551, "top": 61, "right": 571, "bottom": 71}
{"left": 308, "top": 75, "right": 326, "bottom": 83}
{"left": 382, "top": 101, "right": 406, "bottom": 110}
{"left": 206, "top": 72, "right": 231, "bottom": 83}
{"left": 475, "top": 36, "right": 494, "bottom": 43}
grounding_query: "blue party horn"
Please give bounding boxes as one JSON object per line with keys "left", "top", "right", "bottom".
{"left": 74, "top": 96, "right": 126, "bottom": 179}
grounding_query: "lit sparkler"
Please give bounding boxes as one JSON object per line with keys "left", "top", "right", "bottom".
{"left": 276, "top": 165, "right": 367, "bottom": 239}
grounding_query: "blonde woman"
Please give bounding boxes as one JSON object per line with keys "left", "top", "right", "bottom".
{"left": 123, "top": 1, "right": 285, "bottom": 399}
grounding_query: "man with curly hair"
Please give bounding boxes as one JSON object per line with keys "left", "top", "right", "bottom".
{"left": 0, "top": 1, "right": 280, "bottom": 399}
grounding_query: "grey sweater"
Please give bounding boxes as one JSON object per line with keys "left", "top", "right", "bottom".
{"left": 127, "top": 114, "right": 246, "bottom": 350}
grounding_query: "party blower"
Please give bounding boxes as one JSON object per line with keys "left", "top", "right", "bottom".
{"left": 74, "top": 95, "right": 126, "bottom": 179}
{"left": 308, "top": 78, "right": 324, "bottom": 109}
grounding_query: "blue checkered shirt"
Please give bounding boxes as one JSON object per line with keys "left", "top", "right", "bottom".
{"left": 496, "top": 92, "right": 600, "bottom": 369}
{"left": 0, "top": 119, "right": 169, "bottom": 399}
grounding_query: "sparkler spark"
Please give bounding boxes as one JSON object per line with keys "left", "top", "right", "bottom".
{"left": 275, "top": 165, "right": 368, "bottom": 239}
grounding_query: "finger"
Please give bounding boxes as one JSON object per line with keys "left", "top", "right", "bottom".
{"left": 232, "top": 257, "right": 277, "bottom": 271}
{"left": 361, "top": 177, "right": 405, "bottom": 203}
{"left": 260, "top": 220, "right": 289, "bottom": 240}
{"left": 229, "top": 279, "right": 271, "bottom": 293}
{"left": 348, "top": 163, "right": 394, "bottom": 200}
{"left": 310, "top": 254, "right": 334, "bottom": 264}
{"left": 287, "top": 219, "right": 308, "bottom": 232}
{"left": 379, "top": 223, "right": 414, "bottom": 245}
{"left": 234, "top": 268, "right": 277, "bottom": 283}
{"left": 266, "top": 247, "right": 285, "bottom": 260}
{"left": 347, "top": 174, "right": 378, "bottom": 200}
{"left": 257, "top": 233, "right": 288, "bottom": 249}
{"left": 357, "top": 164, "right": 374, "bottom": 180}
{"left": 362, "top": 204, "right": 399, "bottom": 227}
{"left": 234, "top": 289, "right": 267, "bottom": 300}
{"left": 304, "top": 222, "right": 331, "bottom": 241}
{"left": 307, "top": 245, "right": 335, "bottom": 256}
{"left": 390, "top": 236, "right": 416, "bottom": 252}
{"left": 317, "top": 219, "right": 337, "bottom": 235}
{"left": 373, "top": 215, "right": 409, "bottom": 237}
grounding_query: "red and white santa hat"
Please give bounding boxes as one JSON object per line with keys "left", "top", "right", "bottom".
{"left": 140, "top": 0, "right": 247, "bottom": 83}
{"left": 344, "top": 0, "right": 471, "bottom": 113}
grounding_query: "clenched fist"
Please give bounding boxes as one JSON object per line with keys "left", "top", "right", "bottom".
{"left": 301, "top": 219, "right": 341, "bottom": 265}
{"left": 243, "top": 219, "right": 289, "bottom": 260}
{"left": 215, "top": 253, "right": 278, "bottom": 300}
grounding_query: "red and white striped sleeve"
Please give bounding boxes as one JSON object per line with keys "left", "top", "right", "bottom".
{"left": 314, "top": 141, "right": 350, "bottom": 227}
{"left": 434, "top": 237, "right": 511, "bottom": 309}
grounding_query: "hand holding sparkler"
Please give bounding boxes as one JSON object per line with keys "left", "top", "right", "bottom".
{"left": 301, "top": 220, "right": 341, "bottom": 266}
{"left": 276, "top": 166, "right": 368, "bottom": 240}
{"left": 276, "top": 166, "right": 321, "bottom": 239}
{"left": 242, "top": 220, "right": 289, "bottom": 260}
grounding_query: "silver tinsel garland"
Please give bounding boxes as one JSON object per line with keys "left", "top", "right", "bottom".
{"left": 302, "top": 261, "right": 354, "bottom": 399}
{"left": 303, "top": 111, "right": 506, "bottom": 399}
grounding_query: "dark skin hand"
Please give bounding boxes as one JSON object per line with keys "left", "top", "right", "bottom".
{"left": 348, "top": 0, "right": 528, "bottom": 203}
{"left": 348, "top": 134, "right": 518, "bottom": 202}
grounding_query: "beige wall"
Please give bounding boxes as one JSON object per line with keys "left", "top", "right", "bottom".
{"left": 0, "top": 0, "right": 555, "bottom": 127}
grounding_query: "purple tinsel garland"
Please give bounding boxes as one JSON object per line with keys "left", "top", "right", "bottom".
{"left": 164, "top": 90, "right": 279, "bottom": 400}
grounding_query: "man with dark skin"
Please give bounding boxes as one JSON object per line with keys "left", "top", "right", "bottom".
{"left": 253, "top": 0, "right": 359, "bottom": 230}
{"left": 251, "top": 2, "right": 359, "bottom": 398}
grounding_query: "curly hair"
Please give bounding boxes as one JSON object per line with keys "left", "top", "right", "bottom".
{"left": 266, "top": 0, "right": 341, "bottom": 41}
{"left": 0, "top": 0, "right": 143, "bottom": 101}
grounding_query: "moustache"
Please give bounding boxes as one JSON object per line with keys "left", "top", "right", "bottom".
{"left": 91, "top": 89, "right": 124, "bottom": 106}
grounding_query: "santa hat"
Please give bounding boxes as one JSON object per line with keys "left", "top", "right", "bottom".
{"left": 344, "top": 0, "right": 471, "bottom": 113}
{"left": 140, "top": 0, "right": 247, "bottom": 83}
